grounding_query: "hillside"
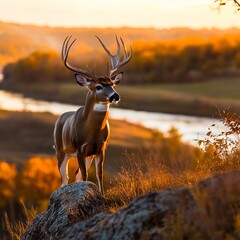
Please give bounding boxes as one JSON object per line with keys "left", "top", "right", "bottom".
{"left": 21, "top": 170, "right": 240, "bottom": 240}
{"left": 0, "top": 110, "right": 154, "bottom": 171}
{"left": 1, "top": 20, "right": 240, "bottom": 69}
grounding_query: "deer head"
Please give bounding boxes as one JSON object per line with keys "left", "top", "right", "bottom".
{"left": 62, "top": 35, "right": 132, "bottom": 104}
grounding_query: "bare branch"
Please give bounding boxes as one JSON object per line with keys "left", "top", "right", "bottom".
{"left": 214, "top": 0, "right": 240, "bottom": 10}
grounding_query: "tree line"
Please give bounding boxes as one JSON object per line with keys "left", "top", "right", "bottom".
{"left": 3, "top": 34, "right": 240, "bottom": 84}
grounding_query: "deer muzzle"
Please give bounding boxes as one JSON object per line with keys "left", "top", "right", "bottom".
{"left": 109, "top": 93, "right": 120, "bottom": 104}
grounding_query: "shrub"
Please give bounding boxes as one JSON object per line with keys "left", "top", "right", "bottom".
{"left": 197, "top": 109, "right": 240, "bottom": 172}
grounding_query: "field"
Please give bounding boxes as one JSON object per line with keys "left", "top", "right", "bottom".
{"left": 1, "top": 21, "right": 240, "bottom": 239}
{"left": 1, "top": 83, "right": 240, "bottom": 239}
{"left": 0, "top": 109, "right": 154, "bottom": 173}
{"left": 1, "top": 107, "right": 240, "bottom": 239}
{"left": 2, "top": 77, "right": 240, "bottom": 117}
{"left": 0, "top": 109, "right": 161, "bottom": 237}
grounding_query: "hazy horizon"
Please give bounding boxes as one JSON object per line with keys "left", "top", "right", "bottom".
{"left": 0, "top": 0, "right": 240, "bottom": 29}
{"left": 2, "top": 19, "right": 240, "bottom": 31}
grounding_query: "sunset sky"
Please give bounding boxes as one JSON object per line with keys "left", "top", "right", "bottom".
{"left": 0, "top": 0, "right": 240, "bottom": 29}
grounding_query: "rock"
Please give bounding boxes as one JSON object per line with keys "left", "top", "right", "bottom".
{"left": 21, "top": 181, "right": 110, "bottom": 240}
{"left": 22, "top": 170, "right": 240, "bottom": 240}
{"left": 62, "top": 188, "right": 196, "bottom": 240}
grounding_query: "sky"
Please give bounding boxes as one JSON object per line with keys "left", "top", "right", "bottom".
{"left": 0, "top": 0, "right": 240, "bottom": 29}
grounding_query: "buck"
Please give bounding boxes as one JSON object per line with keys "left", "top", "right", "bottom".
{"left": 53, "top": 35, "right": 132, "bottom": 195}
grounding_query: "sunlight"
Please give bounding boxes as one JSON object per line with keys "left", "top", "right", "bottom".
{"left": 0, "top": 0, "right": 239, "bottom": 28}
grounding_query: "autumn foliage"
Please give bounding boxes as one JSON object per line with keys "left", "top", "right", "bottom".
{"left": 20, "top": 157, "right": 60, "bottom": 203}
{"left": 1, "top": 110, "right": 240, "bottom": 239}
{"left": 0, "top": 162, "right": 17, "bottom": 207}
{"left": 0, "top": 157, "right": 59, "bottom": 213}
{"left": 3, "top": 51, "right": 72, "bottom": 83}
{"left": 3, "top": 33, "right": 240, "bottom": 84}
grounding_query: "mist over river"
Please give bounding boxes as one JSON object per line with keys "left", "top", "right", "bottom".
{"left": 0, "top": 90, "right": 225, "bottom": 145}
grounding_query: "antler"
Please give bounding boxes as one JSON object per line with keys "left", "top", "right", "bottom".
{"left": 95, "top": 36, "right": 132, "bottom": 77}
{"left": 62, "top": 36, "right": 96, "bottom": 80}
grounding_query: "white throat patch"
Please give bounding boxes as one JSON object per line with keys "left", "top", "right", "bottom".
{"left": 93, "top": 103, "right": 110, "bottom": 112}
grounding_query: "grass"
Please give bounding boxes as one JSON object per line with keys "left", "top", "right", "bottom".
{"left": 3, "top": 200, "right": 37, "bottom": 240}
{"left": 2, "top": 77, "right": 240, "bottom": 117}
{"left": 1, "top": 105, "right": 240, "bottom": 239}
{"left": 0, "top": 109, "right": 154, "bottom": 173}
{"left": 0, "top": 109, "right": 156, "bottom": 239}
{"left": 106, "top": 154, "right": 240, "bottom": 238}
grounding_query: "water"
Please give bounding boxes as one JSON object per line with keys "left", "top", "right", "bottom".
{"left": 0, "top": 90, "right": 224, "bottom": 144}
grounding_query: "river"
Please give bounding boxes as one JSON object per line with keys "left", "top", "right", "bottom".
{"left": 0, "top": 90, "right": 224, "bottom": 145}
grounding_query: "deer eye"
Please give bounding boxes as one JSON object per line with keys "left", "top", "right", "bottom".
{"left": 96, "top": 85, "right": 103, "bottom": 91}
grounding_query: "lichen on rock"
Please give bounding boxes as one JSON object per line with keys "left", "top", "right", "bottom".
{"left": 22, "top": 170, "right": 240, "bottom": 240}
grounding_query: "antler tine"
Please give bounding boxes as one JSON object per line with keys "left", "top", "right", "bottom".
{"left": 95, "top": 36, "right": 111, "bottom": 56}
{"left": 61, "top": 35, "right": 69, "bottom": 61}
{"left": 120, "top": 37, "right": 127, "bottom": 59}
{"left": 109, "top": 38, "right": 132, "bottom": 77}
{"left": 62, "top": 36, "right": 69, "bottom": 62}
{"left": 95, "top": 35, "right": 121, "bottom": 69}
{"left": 114, "top": 35, "right": 121, "bottom": 66}
{"left": 61, "top": 36, "right": 94, "bottom": 79}
{"left": 96, "top": 35, "right": 132, "bottom": 78}
{"left": 121, "top": 37, "right": 133, "bottom": 61}
{"left": 62, "top": 36, "right": 76, "bottom": 64}
{"left": 61, "top": 36, "right": 68, "bottom": 61}
{"left": 106, "top": 62, "right": 110, "bottom": 76}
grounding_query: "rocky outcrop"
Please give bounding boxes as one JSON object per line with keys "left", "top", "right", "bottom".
{"left": 21, "top": 182, "right": 110, "bottom": 240}
{"left": 22, "top": 170, "right": 240, "bottom": 240}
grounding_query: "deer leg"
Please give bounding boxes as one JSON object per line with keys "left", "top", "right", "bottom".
{"left": 76, "top": 150, "right": 87, "bottom": 182}
{"left": 75, "top": 156, "right": 94, "bottom": 182}
{"left": 86, "top": 156, "right": 94, "bottom": 171}
{"left": 95, "top": 150, "right": 105, "bottom": 195}
{"left": 57, "top": 152, "right": 69, "bottom": 186}
{"left": 75, "top": 168, "right": 82, "bottom": 182}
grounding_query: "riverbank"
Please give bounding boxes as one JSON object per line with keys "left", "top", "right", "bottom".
{"left": 0, "top": 109, "right": 154, "bottom": 171}
{"left": 0, "top": 89, "right": 224, "bottom": 144}
{"left": 2, "top": 78, "right": 240, "bottom": 117}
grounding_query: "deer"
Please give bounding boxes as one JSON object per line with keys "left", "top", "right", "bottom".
{"left": 53, "top": 35, "right": 132, "bottom": 195}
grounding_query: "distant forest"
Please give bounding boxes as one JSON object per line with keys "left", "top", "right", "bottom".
{"left": 2, "top": 21, "right": 240, "bottom": 84}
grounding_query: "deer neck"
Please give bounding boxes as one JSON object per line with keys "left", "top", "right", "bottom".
{"left": 93, "top": 102, "right": 110, "bottom": 112}
{"left": 83, "top": 91, "right": 109, "bottom": 129}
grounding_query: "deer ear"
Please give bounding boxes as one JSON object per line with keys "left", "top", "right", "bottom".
{"left": 74, "top": 74, "right": 91, "bottom": 87}
{"left": 112, "top": 72, "right": 123, "bottom": 85}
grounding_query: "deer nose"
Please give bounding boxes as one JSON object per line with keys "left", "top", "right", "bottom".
{"left": 109, "top": 93, "right": 120, "bottom": 103}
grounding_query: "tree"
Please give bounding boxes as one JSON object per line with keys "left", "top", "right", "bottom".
{"left": 20, "top": 157, "right": 60, "bottom": 209}
{"left": 215, "top": 0, "right": 240, "bottom": 10}
{"left": 0, "top": 162, "right": 17, "bottom": 207}
{"left": 3, "top": 51, "right": 72, "bottom": 83}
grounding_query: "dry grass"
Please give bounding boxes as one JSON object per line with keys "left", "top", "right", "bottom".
{"left": 104, "top": 110, "right": 240, "bottom": 239}
{"left": 2, "top": 110, "right": 240, "bottom": 239}
{"left": 106, "top": 149, "right": 209, "bottom": 208}
{"left": 3, "top": 200, "right": 37, "bottom": 240}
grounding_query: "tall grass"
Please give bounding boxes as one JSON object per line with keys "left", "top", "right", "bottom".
{"left": 105, "top": 110, "right": 240, "bottom": 239}
{"left": 3, "top": 200, "right": 37, "bottom": 240}
{"left": 4, "top": 110, "right": 240, "bottom": 238}
{"left": 107, "top": 110, "right": 240, "bottom": 208}
{"left": 106, "top": 128, "right": 208, "bottom": 207}
{"left": 106, "top": 150, "right": 209, "bottom": 208}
